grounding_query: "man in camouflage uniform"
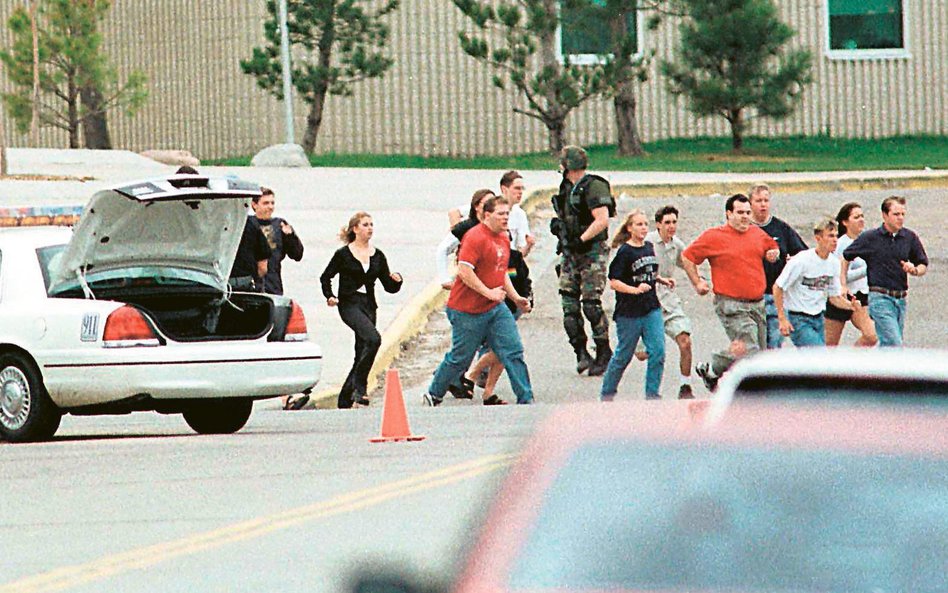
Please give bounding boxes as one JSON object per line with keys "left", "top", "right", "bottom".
{"left": 550, "top": 145, "right": 615, "bottom": 376}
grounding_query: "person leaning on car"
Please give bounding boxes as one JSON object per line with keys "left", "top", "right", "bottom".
{"left": 229, "top": 216, "right": 272, "bottom": 292}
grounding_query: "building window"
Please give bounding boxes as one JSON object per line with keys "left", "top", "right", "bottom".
{"left": 558, "top": 0, "right": 640, "bottom": 65}
{"left": 827, "top": 0, "right": 906, "bottom": 56}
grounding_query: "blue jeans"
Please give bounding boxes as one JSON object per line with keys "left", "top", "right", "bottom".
{"left": 764, "top": 294, "right": 784, "bottom": 349}
{"left": 429, "top": 305, "right": 533, "bottom": 403}
{"left": 869, "top": 292, "right": 906, "bottom": 347}
{"left": 600, "top": 309, "right": 665, "bottom": 399}
{"left": 786, "top": 311, "right": 825, "bottom": 347}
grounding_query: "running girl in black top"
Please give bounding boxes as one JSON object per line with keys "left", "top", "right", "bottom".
{"left": 320, "top": 211, "right": 402, "bottom": 408}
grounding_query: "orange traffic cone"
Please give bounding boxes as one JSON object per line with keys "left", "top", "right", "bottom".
{"left": 370, "top": 368, "right": 426, "bottom": 442}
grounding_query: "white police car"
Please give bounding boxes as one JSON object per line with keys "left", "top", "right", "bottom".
{"left": 0, "top": 175, "right": 322, "bottom": 442}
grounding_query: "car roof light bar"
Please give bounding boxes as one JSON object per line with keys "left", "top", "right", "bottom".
{"left": 0, "top": 205, "right": 84, "bottom": 227}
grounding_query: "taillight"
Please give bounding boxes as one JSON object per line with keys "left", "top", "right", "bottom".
{"left": 284, "top": 301, "right": 308, "bottom": 341}
{"left": 102, "top": 306, "right": 160, "bottom": 347}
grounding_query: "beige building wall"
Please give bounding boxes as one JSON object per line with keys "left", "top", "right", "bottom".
{"left": 0, "top": 0, "right": 945, "bottom": 159}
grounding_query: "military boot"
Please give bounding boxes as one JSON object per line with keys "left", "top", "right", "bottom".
{"left": 587, "top": 339, "right": 613, "bottom": 377}
{"left": 574, "top": 345, "right": 593, "bottom": 374}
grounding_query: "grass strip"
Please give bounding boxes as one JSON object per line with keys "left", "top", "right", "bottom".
{"left": 204, "top": 135, "right": 948, "bottom": 172}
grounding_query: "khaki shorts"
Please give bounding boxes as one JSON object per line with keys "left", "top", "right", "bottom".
{"left": 635, "top": 293, "right": 692, "bottom": 352}
{"left": 662, "top": 299, "right": 693, "bottom": 339}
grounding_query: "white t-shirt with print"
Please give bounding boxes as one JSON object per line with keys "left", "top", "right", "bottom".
{"left": 774, "top": 248, "right": 842, "bottom": 315}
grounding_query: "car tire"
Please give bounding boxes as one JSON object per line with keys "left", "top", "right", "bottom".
{"left": 0, "top": 352, "right": 62, "bottom": 443}
{"left": 182, "top": 399, "right": 253, "bottom": 435}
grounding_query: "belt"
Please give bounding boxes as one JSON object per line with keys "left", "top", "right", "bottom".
{"left": 714, "top": 294, "right": 763, "bottom": 304}
{"left": 869, "top": 286, "right": 908, "bottom": 299}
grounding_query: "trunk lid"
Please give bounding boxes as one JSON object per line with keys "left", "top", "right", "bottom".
{"left": 50, "top": 175, "right": 261, "bottom": 293}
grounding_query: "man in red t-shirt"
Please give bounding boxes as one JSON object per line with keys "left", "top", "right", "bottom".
{"left": 423, "top": 196, "right": 534, "bottom": 406}
{"left": 681, "top": 194, "right": 780, "bottom": 390}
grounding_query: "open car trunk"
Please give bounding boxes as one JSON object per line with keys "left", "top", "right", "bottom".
{"left": 55, "top": 285, "right": 276, "bottom": 341}
{"left": 123, "top": 290, "right": 274, "bottom": 341}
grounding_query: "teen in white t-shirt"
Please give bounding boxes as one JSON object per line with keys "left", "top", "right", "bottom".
{"left": 499, "top": 170, "right": 535, "bottom": 256}
{"left": 773, "top": 220, "right": 855, "bottom": 346}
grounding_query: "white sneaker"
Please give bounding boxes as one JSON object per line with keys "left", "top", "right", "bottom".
{"left": 422, "top": 392, "right": 442, "bottom": 407}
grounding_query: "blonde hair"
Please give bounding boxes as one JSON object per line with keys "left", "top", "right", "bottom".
{"left": 813, "top": 217, "right": 837, "bottom": 236}
{"left": 749, "top": 183, "right": 771, "bottom": 198}
{"left": 339, "top": 211, "right": 372, "bottom": 243}
{"left": 611, "top": 208, "right": 647, "bottom": 248}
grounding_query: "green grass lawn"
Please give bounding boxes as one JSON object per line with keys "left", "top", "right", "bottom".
{"left": 204, "top": 135, "right": 948, "bottom": 172}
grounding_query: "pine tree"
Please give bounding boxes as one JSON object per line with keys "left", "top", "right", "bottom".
{"left": 241, "top": 0, "right": 399, "bottom": 153}
{"left": 0, "top": 0, "right": 147, "bottom": 149}
{"left": 661, "top": 0, "right": 812, "bottom": 151}
{"left": 454, "top": 0, "right": 602, "bottom": 153}
{"left": 455, "top": 0, "right": 663, "bottom": 154}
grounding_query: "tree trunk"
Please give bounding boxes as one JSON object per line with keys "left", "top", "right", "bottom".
{"left": 67, "top": 83, "right": 80, "bottom": 149}
{"left": 614, "top": 81, "right": 644, "bottom": 156}
{"left": 81, "top": 86, "right": 112, "bottom": 149}
{"left": 29, "top": 0, "right": 40, "bottom": 146}
{"left": 729, "top": 108, "right": 744, "bottom": 152}
{"left": 0, "top": 116, "right": 7, "bottom": 176}
{"left": 539, "top": 0, "right": 567, "bottom": 155}
{"left": 545, "top": 116, "right": 567, "bottom": 154}
{"left": 301, "top": 91, "right": 327, "bottom": 153}
{"left": 301, "top": 8, "right": 336, "bottom": 153}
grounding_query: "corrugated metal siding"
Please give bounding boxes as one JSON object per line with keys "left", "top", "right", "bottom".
{"left": 0, "top": 0, "right": 945, "bottom": 158}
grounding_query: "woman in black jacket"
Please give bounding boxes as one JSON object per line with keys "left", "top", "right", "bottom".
{"left": 320, "top": 211, "right": 403, "bottom": 408}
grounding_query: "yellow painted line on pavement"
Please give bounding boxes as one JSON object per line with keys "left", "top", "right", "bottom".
{"left": 0, "top": 453, "right": 516, "bottom": 593}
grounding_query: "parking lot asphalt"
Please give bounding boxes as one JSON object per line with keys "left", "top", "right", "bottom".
{"left": 3, "top": 148, "right": 947, "bottom": 408}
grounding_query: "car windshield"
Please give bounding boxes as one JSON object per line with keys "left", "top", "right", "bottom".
{"left": 508, "top": 442, "right": 947, "bottom": 593}
{"left": 734, "top": 376, "right": 948, "bottom": 409}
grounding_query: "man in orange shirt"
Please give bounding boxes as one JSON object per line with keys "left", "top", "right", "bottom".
{"left": 681, "top": 194, "right": 780, "bottom": 391}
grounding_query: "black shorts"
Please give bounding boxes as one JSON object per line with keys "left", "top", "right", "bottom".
{"left": 825, "top": 291, "right": 868, "bottom": 322}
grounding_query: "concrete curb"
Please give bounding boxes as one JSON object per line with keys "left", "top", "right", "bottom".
{"left": 304, "top": 170, "right": 948, "bottom": 410}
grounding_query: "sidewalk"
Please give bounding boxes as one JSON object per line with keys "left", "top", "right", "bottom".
{"left": 3, "top": 148, "right": 947, "bottom": 408}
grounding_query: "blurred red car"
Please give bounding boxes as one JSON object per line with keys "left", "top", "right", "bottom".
{"left": 447, "top": 402, "right": 948, "bottom": 593}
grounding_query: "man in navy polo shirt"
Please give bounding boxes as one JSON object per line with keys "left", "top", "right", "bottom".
{"left": 842, "top": 196, "right": 928, "bottom": 347}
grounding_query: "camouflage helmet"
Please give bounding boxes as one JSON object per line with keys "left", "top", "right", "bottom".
{"left": 559, "top": 145, "right": 588, "bottom": 172}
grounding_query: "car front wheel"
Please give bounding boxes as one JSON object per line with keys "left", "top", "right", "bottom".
{"left": 0, "top": 352, "right": 62, "bottom": 443}
{"left": 182, "top": 399, "right": 253, "bottom": 435}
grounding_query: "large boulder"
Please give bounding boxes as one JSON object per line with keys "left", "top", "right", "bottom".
{"left": 140, "top": 149, "right": 200, "bottom": 167}
{"left": 251, "top": 144, "right": 311, "bottom": 168}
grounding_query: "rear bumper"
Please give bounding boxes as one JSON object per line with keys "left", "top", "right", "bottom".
{"left": 41, "top": 342, "right": 322, "bottom": 407}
